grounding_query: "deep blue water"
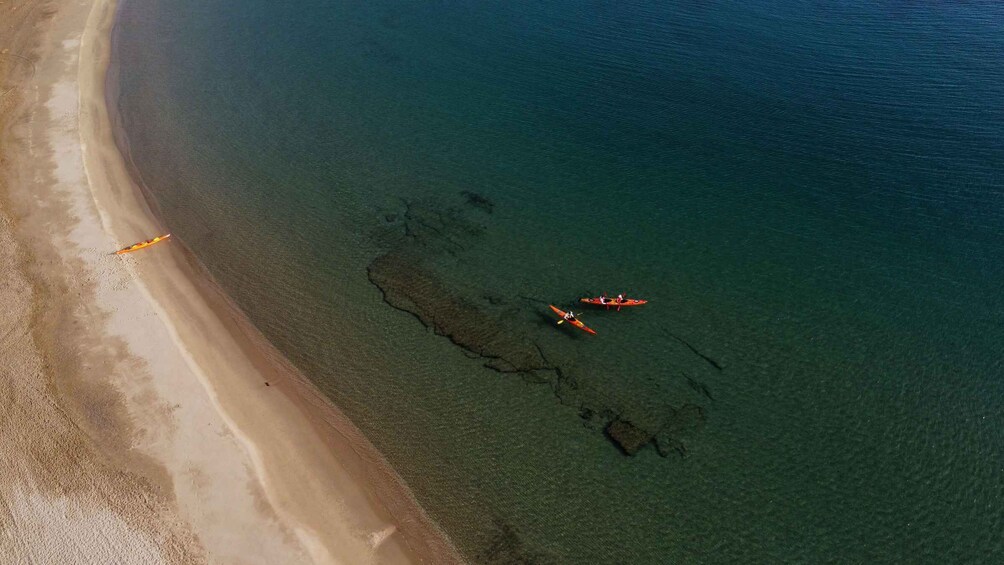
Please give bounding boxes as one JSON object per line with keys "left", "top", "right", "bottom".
{"left": 112, "top": 1, "right": 1003, "bottom": 562}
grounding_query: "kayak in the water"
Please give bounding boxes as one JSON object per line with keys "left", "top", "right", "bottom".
{"left": 580, "top": 294, "right": 647, "bottom": 310}
{"left": 115, "top": 233, "right": 171, "bottom": 255}
{"left": 549, "top": 304, "right": 597, "bottom": 335}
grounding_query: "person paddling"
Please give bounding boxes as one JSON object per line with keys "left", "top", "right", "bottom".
{"left": 549, "top": 304, "right": 598, "bottom": 335}
{"left": 617, "top": 293, "right": 626, "bottom": 303}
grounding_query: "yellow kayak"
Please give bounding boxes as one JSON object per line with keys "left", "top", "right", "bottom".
{"left": 115, "top": 233, "right": 171, "bottom": 255}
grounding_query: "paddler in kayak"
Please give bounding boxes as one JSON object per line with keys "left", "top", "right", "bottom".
{"left": 579, "top": 294, "right": 646, "bottom": 310}
{"left": 549, "top": 304, "right": 597, "bottom": 334}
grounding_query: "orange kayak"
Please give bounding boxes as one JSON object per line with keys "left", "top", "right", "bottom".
{"left": 549, "top": 304, "right": 597, "bottom": 335}
{"left": 580, "top": 296, "right": 647, "bottom": 309}
{"left": 115, "top": 233, "right": 171, "bottom": 255}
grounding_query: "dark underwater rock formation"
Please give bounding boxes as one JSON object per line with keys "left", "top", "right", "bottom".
{"left": 477, "top": 518, "right": 559, "bottom": 564}
{"left": 685, "top": 372, "right": 715, "bottom": 401}
{"left": 654, "top": 404, "right": 706, "bottom": 458}
{"left": 606, "top": 403, "right": 708, "bottom": 457}
{"left": 369, "top": 195, "right": 710, "bottom": 459}
{"left": 367, "top": 252, "right": 549, "bottom": 373}
{"left": 606, "top": 419, "right": 655, "bottom": 456}
{"left": 665, "top": 329, "right": 724, "bottom": 371}
{"left": 460, "top": 190, "right": 495, "bottom": 213}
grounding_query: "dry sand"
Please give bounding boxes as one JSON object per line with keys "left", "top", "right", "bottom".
{"left": 0, "top": 0, "right": 462, "bottom": 563}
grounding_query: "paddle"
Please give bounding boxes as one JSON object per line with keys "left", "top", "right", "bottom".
{"left": 557, "top": 310, "right": 581, "bottom": 325}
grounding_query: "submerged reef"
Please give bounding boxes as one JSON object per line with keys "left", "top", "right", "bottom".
{"left": 476, "top": 518, "right": 559, "bottom": 565}
{"left": 460, "top": 190, "right": 495, "bottom": 214}
{"left": 605, "top": 419, "right": 654, "bottom": 456}
{"left": 369, "top": 195, "right": 710, "bottom": 457}
{"left": 368, "top": 251, "right": 549, "bottom": 373}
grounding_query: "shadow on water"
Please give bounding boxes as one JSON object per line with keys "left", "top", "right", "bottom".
{"left": 532, "top": 310, "right": 564, "bottom": 332}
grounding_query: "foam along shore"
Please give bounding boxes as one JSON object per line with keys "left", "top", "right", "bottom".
{"left": 0, "top": 0, "right": 461, "bottom": 562}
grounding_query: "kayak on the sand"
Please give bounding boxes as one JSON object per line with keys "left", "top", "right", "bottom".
{"left": 549, "top": 304, "right": 597, "bottom": 335}
{"left": 580, "top": 296, "right": 647, "bottom": 309}
{"left": 115, "top": 233, "right": 171, "bottom": 255}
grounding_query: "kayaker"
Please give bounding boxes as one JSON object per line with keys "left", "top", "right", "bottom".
{"left": 617, "top": 293, "right": 626, "bottom": 303}
{"left": 599, "top": 293, "right": 610, "bottom": 305}
{"left": 564, "top": 310, "right": 577, "bottom": 322}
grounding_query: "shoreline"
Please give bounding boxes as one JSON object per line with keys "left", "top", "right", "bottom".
{"left": 1, "top": 0, "right": 462, "bottom": 562}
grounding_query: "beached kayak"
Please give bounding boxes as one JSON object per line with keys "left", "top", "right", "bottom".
{"left": 580, "top": 296, "right": 647, "bottom": 308}
{"left": 549, "top": 304, "right": 597, "bottom": 335}
{"left": 115, "top": 233, "right": 171, "bottom": 255}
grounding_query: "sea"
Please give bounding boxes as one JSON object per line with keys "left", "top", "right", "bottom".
{"left": 110, "top": 1, "right": 1003, "bottom": 562}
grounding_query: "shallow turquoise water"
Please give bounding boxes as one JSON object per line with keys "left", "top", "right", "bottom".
{"left": 112, "top": 1, "right": 1003, "bottom": 561}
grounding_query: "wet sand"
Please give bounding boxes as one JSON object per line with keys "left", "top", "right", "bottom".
{"left": 0, "top": 0, "right": 461, "bottom": 562}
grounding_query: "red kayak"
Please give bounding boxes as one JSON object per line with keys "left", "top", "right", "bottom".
{"left": 549, "top": 305, "right": 597, "bottom": 335}
{"left": 580, "top": 296, "right": 647, "bottom": 310}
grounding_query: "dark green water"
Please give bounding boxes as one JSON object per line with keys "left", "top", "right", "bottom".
{"left": 112, "top": 0, "right": 1003, "bottom": 562}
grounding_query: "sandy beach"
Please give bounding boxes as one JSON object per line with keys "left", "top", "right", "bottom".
{"left": 0, "top": 0, "right": 461, "bottom": 563}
